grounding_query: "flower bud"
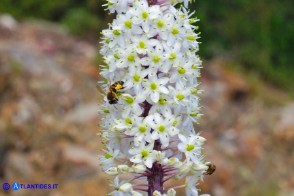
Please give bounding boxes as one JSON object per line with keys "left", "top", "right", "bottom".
{"left": 132, "top": 164, "right": 147, "bottom": 173}
{"left": 167, "top": 188, "right": 176, "bottom": 196}
{"left": 105, "top": 167, "right": 118, "bottom": 175}
{"left": 117, "top": 165, "right": 131, "bottom": 173}
{"left": 119, "top": 183, "right": 132, "bottom": 192}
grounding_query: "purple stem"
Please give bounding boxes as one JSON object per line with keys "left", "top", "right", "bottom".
{"left": 147, "top": 140, "right": 164, "bottom": 195}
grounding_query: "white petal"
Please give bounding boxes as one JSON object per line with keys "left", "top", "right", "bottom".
{"left": 151, "top": 92, "right": 159, "bottom": 103}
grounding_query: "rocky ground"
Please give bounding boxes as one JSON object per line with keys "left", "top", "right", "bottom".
{"left": 0, "top": 16, "right": 293, "bottom": 196}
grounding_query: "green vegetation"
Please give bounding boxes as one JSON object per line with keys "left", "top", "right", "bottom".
{"left": 192, "top": 0, "right": 294, "bottom": 94}
{"left": 0, "top": 0, "right": 107, "bottom": 36}
{"left": 0, "top": 0, "right": 293, "bottom": 93}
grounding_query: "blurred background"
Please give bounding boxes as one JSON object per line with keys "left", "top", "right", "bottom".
{"left": 0, "top": 0, "right": 293, "bottom": 195}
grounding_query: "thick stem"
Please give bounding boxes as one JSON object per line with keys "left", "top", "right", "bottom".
{"left": 147, "top": 140, "right": 164, "bottom": 196}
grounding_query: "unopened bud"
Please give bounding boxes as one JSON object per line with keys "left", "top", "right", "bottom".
{"left": 132, "top": 164, "right": 146, "bottom": 173}
{"left": 119, "top": 183, "right": 132, "bottom": 192}
{"left": 117, "top": 165, "right": 131, "bottom": 173}
{"left": 167, "top": 188, "right": 176, "bottom": 196}
{"left": 105, "top": 167, "right": 118, "bottom": 175}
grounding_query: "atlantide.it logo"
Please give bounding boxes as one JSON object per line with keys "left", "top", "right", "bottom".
{"left": 2, "top": 183, "right": 10, "bottom": 191}
{"left": 2, "top": 182, "right": 58, "bottom": 191}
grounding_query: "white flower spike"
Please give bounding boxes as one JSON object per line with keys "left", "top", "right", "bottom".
{"left": 99, "top": 0, "right": 214, "bottom": 195}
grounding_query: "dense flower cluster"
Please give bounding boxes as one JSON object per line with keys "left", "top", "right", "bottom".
{"left": 99, "top": 0, "right": 211, "bottom": 195}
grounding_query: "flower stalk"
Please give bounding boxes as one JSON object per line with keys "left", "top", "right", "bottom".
{"left": 99, "top": 0, "right": 214, "bottom": 195}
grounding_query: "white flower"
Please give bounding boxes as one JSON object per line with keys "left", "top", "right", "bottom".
{"left": 129, "top": 143, "right": 156, "bottom": 168}
{"left": 149, "top": 113, "right": 178, "bottom": 148}
{"left": 178, "top": 134, "right": 205, "bottom": 163}
{"left": 121, "top": 93, "right": 144, "bottom": 117}
{"left": 109, "top": 176, "right": 133, "bottom": 196}
{"left": 123, "top": 65, "right": 149, "bottom": 92}
{"left": 131, "top": 1, "right": 161, "bottom": 33}
{"left": 124, "top": 115, "right": 153, "bottom": 146}
{"left": 185, "top": 176, "right": 199, "bottom": 196}
{"left": 143, "top": 76, "right": 169, "bottom": 103}
{"left": 114, "top": 13, "right": 143, "bottom": 36}
{"left": 100, "top": 147, "right": 120, "bottom": 170}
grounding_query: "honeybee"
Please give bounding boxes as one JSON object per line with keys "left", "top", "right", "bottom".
{"left": 204, "top": 162, "right": 216, "bottom": 175}
{"left": 107, "top": 81, "right": 125, "bottom": 104}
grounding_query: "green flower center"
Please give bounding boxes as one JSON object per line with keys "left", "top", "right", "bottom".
{"left": 169, "top": 53, "right": 177, "bottom": 60}
{"left": 191, "top": 89, "right": 198, "bottom": 94}
{"left": 141, "top": 150, "right": 149, "bottom": 158}
{"left": 133, "top": 74, "right": 140, "bottom": 82}
{"left": 190, "top": 113, "right": 198, "bottom": 117}
{"left": 104, "top": 153, "right": 113, "bottom": 159}
{"left": 124, "top": 96, "right": 134, "bottom": 104}
{"left": 178, "top": 67, "right": 186, "bottom": 74}
{"left": 113, "top": 30, "right": 120, "bottom": 36}
{"left": 127, "top": 54, "right": 135, "bottom": 62}
{"left": 142, "top": 12, "right": 149, "bottom": 20}
{"left": 171, "top": 28, "right": 179, "bottom": 35}
{"left": 157, "top": 20, "right": 165, "bottom": 28}
{"left": 113, "top": 53, "right": 119, "bottom": 59}
{"left": 139, "top": 126, "right": 147, "bottom": 133}
{"left": 124, "top": 20, "right": 132, "bottom": 29}
{"left": 192, "top": 65, "right": 198, "bottom": 69}
{"left": 105, "top": 39, "right": 111, "bottom": 44}
{"left": 172, "top": 120, "right": 178, "bottom": 126}
{"left": 152, "top": 55, "right": 160, "bottom": 63}
{"left": 187, "top": 35, "right": 195, "bottom": 41}
{"left": 150, "top": 83, "right": 157, "bottom": 90}
{"left": 186, "top": 144, "right": 195, "bottom": 151}
{"left": 108, "top": 1, "right": 114, "bottom": 6}
{"left": 158, "top": 98, "right": 166, "bottom": 105}
{"left": 176, "top": 94, "right": 185, "bottom": 101}
{"left": 158, "top": 125, "right": 165, "bottom": 132}
{"left": 103, "top": 109, "right": 110, "bottom": 113}
{"left": 139, "top": 41, "right": 146, "bottom": 49}
{"left": 125, "top": 118, "right": 132, "bottom": 124}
